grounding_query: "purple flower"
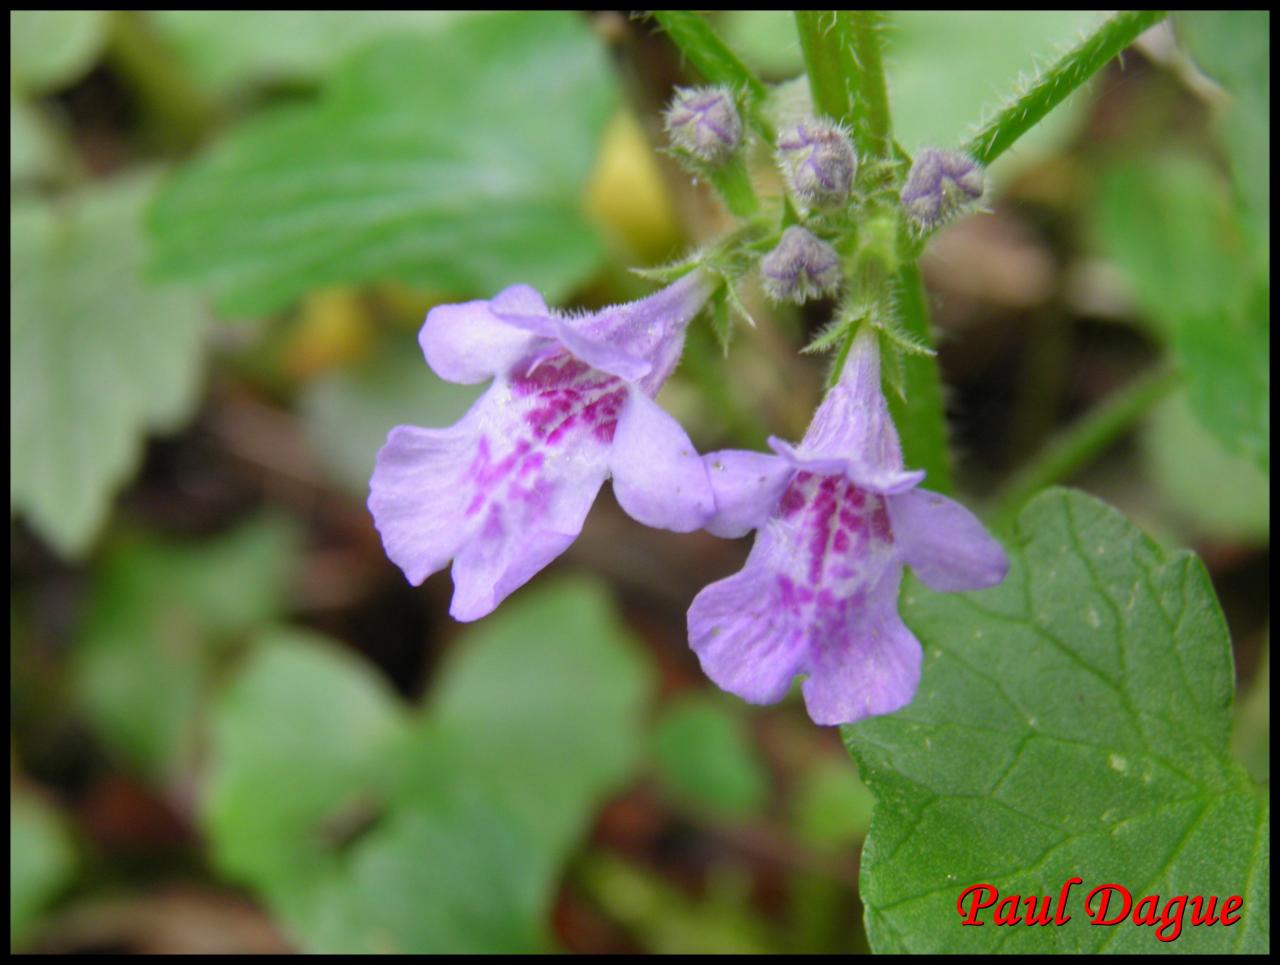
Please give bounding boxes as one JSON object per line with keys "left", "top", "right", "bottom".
{"left": 759, "top": 226, "right": 842, "bottom": 304}
{"left": 777, "top": 119, "right": 857, "bottom": 210}
{"left": 900, "top": 147, "right": 984, "bottom": 229}
{"left": 687, "top": 330, "right": 1008, "bottom": 725}
{"left": 370, "top": 271, "right": 717, "bottom": 621}
{"left": 663, "top": 85, "right": 743, "bottom": 166}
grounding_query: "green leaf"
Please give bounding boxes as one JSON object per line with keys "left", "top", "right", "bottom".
{"left": 10, "top": 89, "right": 59, "bottom": 184}
{"left": 10, "top": 792, "right": 76, "bottom": 948}
{"left": 9, "top": 10, "right": 107, "bottom": 94}
{"left": 205, "top": 578, "right": 652, "bottom": 952}
{"left": 394, "top": 578, "right": 653, "bottom": 854}
{"left": 1095, "top": 156, "right": 1269, "bottom": 472}
{"left": 791, "top": 759, "right": 875, "bottom": 847}
{"left": 75, "top": 517, "right": 296, "bottom": 780}
{"left": 1175, "top": 12, "right": 1270, "bottom": 235}
{"left": 150, "top": 10, "right": 481, "bottom": 95}
{"left": 10, "top": 175, "right": 210, "bottom": 558}
{"left": 300, "top": 340, "right": 480, "bottom": 495}
{"left": 1142, "top": 391, "right": 1269, "bottom": 545}
{"left": 148, "top": 12, "right": 618, "bottom": 316}
{"left": 652, "top": 694, "right": 768, "bottom": 819}
{"left": 846, "top": 489, "right": 1269, "bottom": 953}
{"left": 205, "top": 627, "right": 406, "bottom": 906}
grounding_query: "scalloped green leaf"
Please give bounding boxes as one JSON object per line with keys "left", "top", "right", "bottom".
{"left": 10, "top": 176, "right": 209, "bottom": 557}
{"left": 148, "top": 12, "right": 617, "bottom": 316}
{"left": 205, "top": 578, "right": 651, "bottom": 952}
{"left": 846, "top": 488, "right": 1269, "bottom": 953}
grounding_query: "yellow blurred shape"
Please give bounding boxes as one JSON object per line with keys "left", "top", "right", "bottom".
{"left": 283, "top": 287, "right": 373, "bottom": 380}
{"left": 584, "top": 109, "right": 682, "bottom": 264}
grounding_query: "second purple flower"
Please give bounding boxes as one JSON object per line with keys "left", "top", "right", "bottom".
{"left": 688, "top": 330, "right": 1009, "bottom": 726}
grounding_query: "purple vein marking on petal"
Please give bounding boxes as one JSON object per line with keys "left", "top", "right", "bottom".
{"left": 458, "top": 349, "right": 624, "bottom": 529}
{"left": 774, "top": 470, "right": 895, "bottom": 605}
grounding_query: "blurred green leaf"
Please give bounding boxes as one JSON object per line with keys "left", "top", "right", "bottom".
{"left": 207, "top": 627, "right": 405, "bottom": 916}
{"left": 1096, "top": 156, "right": 1269, "bottom": 472}
{"left": 10, "top": 792, "right": 75, "bottom": 948}
{"left": 151, "top": 11, "right": 482, "bottom": 95}
{"left": 393, "top": 578, "right": 653, "bottom": 858}
{"left": 790, "top": 759, "right": 874, "bottom": 847}
{"left": 9, "top": 89, "right": 58, "bottom": 184}
{"left": 300, "top": 341, "right": 480, "bottom": 495}
{"left": 148, "top": 12, "right": 618, "bottom": 316}
{"left": 9, "top": 10, "right": 107, "bottom": 94}
{"left": 724, "top": 11, "right": 1100, "bottom": 171}
{"left": 1143, "top": 390, "right": 1269, "bottom": 545}
{"left": 1175, "top": 11, "right": 1270, "bottom": 235}
{"left": 580, "top": 852, "right": 776, "bottom": 954}
{"left": 847, "top": 489, "right": 1269, "bottom": 952}
{"left": 206, "top": 578, "right": 651, "bottom": 952}
{"left": 75, "top": 517, "right": 296, "bottom": 780}
{"left": 10, "top": 175, "right": 210, "bottom": 558}
{"left": 652, "top": 694, "right": 767, "bottom": 819}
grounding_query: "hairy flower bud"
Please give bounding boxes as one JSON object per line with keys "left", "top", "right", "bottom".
{"left": 760, "top": 226, "right": 842, "bottom": 304}
{"left": 777, "top": 120, "right": 857, "bottom": 210}
{"left": 900, "top": 148, "right": 984, "bottom": 229}
{"left": 663, "top": 86, "right": 743, "bottom": 166}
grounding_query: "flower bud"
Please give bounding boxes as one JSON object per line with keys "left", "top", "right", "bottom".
{"left": 663, "top": 86, "right": 743, "bottom": 166}
{"left": 776, "top": 119, "right": 857, "bottom": 210}
{"left": 760, "top": 226, "right": 842, "bottom": 304}
{"left": 900, "top": 148, "right": 984, "bottom": 229}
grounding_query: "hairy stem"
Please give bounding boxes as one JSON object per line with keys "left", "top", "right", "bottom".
{"left": 844, "top": 11, "right": 893, "bottom": 162}
{"left": 887, "top": 264, "right": 952, "bottom": 495}
{"left": 964, "top": 10, "right": 1167, "bottom": 166}
{"left": 794, "top": 12, "right": 853, "bottom": 123}
{"left": 989, "top": 363, "right": 1180, "bottom": 530}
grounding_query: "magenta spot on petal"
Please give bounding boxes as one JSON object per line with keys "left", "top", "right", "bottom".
{"left": 780, "top": 485, "right": 806, "bottom": 517}
{"left": 833, "top": 529, "right": 849, "bottom": 553}
{"left": 869, "top": 502, "right": 892, "bottom": 542}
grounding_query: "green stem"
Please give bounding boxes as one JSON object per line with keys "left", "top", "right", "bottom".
{"left": 707, "top": 154, "right": 760, "bottom": 217}
{"left": 989, "top": 363, "right": 1180, "bottom": 530}
{"left": 887, "top": 263, "right": 952, "bottom": 495}
{"left": 651, "top": 10, "right": 775, "bottom": 146}
{"left": 844, "top": 11, "right": 893, "bottom": 162}
{"left": 964, "top": 10, "right": 1167, "bottom": 166}
{"left": 794, "top": 11, "right": 853, "bottom": 123}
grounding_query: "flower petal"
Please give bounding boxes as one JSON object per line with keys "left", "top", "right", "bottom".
{"left": 688, "top": 528, "right": 809, "bottom": 704}
{"left": 768, "top": 436, "right": 924, "bottom": 495}
{"left": 795, "top": 331, "right": 912, "bottom": 489}
{"left": 448, "top": 475, "right": 603, "bottom": 621}
{"left": 800, "top": 566, "right": 922, "bottom": 725}
{"left": 887, "top": 488, "right": 1009, "bottom": 591}
{"left": 609, "top": 390, "right": 714, "bottom": 532}
{"left": 419, "top": 286, "right": 546, "bottom": 384}
{"left": 368, "top": 420, "right": 480, "bottom": 585}
{"left": 702, "top": 449, "right": 793, "bottom": 538}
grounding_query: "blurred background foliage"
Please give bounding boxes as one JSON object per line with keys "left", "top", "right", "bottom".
{"left": 9, "top": 10, "right": 1269, "bottom": 953}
